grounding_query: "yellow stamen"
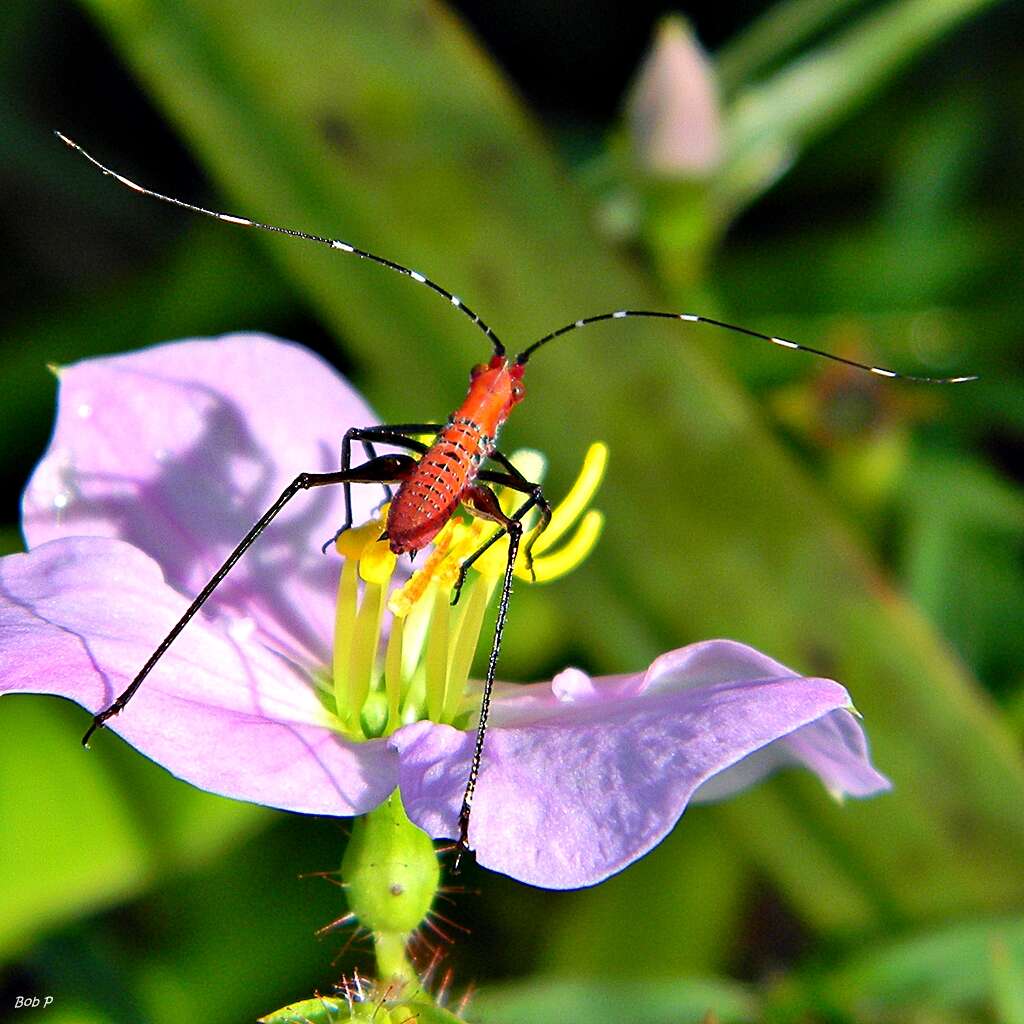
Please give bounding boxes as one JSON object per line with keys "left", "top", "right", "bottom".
{"left": 331, "top": 509, "right": 395, "bottom": 732}
{"left": 444, "top": 574, "right": 497, "bottom": 724}
{"left": 331, "top": 443, "right": 607, "bottom": 733}
{"left": 424, "top": 585, "right": 450, "bottom": 722}
{"left": 383, "top": 613, "right": 404, "bottom": 732}
{"left": 399, "top": 576, "right": 436, "bottom": 685}
{"left": 347, "top": 580, "right": 387, "bottom": 735}
{"left": 531, "top": 443, "right": 608, "bottom": 555}
{"left": 332, "top": 557, "right": 359, "bottom": 720}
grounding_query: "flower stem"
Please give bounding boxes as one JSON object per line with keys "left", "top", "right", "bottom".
{"left": 374, "top": 931, "right": 415, "bottom": 984}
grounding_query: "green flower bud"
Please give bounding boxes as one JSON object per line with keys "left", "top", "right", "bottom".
{"left": 342, "top": 789, "right": 440, "bottom": 980}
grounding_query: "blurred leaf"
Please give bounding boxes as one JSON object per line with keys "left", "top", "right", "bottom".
{"left": 719, "top": 0, "right": 1005, "bottom": 216}
{"left": 880, "top": 90, "right": 988, "bottom": 233}
{"left": 810, "top": 914, "right": 1024, "bottom": 1018}
{"left": 132, "top": 819, "right": 356, "bottom": 1024}
{"left": 716, "top": 0, "right": 869, "bottom": 93}
{"left": 0, "top": 527, "right": 23, "bottom": 554}
{"left": 0, "top": 696, "right": 269, "bottom": 960}
{"left": 37, "top": 1007, "right": 110, "bottom": 1024}
{"left": 900, "top": 453, "right": 1024, "bottom": 693}
{"left": 544, "top": 809, "right": 748, "bottom": 976}
{"left": 990, "top": 934, "right": 1024, "bottom": 1024}
{"left": 714, "top": 215, "right": 1010, "bottom": 317}
{"left": 471, "top": 977, "right": 757, "bottom": 1024}
{"left": 0, "top": 697, "right": 147, "bottom": 958}
{"left": 19, "top": 817, "right": 360, "bottom": 1024}
{"left": 72, "top": 0, "right": 1024, "bottom": 941}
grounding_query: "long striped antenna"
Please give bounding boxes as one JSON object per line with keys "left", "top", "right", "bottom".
{"left": 55, "top": 131, "right": 507, "bottom": 358}
{"left": 515, "top": 309, "right": 978, "bottom": 384}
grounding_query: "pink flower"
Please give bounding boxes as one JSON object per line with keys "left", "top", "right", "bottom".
{"left": 0, "top": 335, "right": 889, "bottom": 889}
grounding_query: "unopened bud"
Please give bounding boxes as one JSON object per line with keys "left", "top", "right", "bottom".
{"left": 628, "top": 17, "right": 722, "bottom": 175}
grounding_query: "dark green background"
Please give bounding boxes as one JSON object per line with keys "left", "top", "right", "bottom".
{"left": 1, "top": 1, "right": 1022, "bottom": 1021}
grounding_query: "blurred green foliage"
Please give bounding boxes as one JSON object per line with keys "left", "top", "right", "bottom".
{"left": 1, "top": 0, "right": 1021, "bottom": 1022}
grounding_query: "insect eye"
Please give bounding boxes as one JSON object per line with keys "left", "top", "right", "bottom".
{"left": 470, "top": 362, "right": 488, "bottom": 379}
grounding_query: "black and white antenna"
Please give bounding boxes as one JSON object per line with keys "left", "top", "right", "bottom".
{"left": 58, "top": 132, "right": 977, "bottom": 384}
{"left": 55, "top": 131, "right": 507, "bottom": 357}
{"left": 515, "top": 309, "right": 977, "bottom": 383}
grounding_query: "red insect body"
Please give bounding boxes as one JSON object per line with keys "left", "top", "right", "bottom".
{"left": 386, "top": 356, "right": 526, "bottom": 554}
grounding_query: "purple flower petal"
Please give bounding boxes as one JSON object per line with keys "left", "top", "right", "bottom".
{"left": 643, "top": 642, "right": 890, "bottom": 802}
{"left": 391, "top": 640, "right": 889, "bottom": 889}
{"left": 0, "top": 536, "right": 396, "bottom": 815}
{"left": 691, "top": 704, "right": 889, "bottom": 803}
{"left": 9, "top": 335, "right": 890, "bottom": 889}
{"left": 22, "top": 335, "right": 379, "bottom": 665}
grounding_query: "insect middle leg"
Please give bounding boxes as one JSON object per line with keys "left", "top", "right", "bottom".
{"left": 84, "top": 453, "right": 418, "bottom": 746}
{"left": 450, "top": 465, "right": 551, "bottom": 606}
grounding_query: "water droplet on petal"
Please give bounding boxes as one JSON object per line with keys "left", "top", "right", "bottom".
{"left": 76, "top": 402, "right": 93, "bottom": 419}
{"left": 551, "top": 667, "right": 598, "bottom": 702}
{"left": 53, "top": 492, "right": 70, "bottom": 510}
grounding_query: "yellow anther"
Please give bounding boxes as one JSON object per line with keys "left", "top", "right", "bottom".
{"left": 531, "top": 443, "right": 608, "bottom": 555}
{"left": 335, "top": 510, "right": 389, "bottom": 561}
{"left": 359, "top": 542, "right": 397, "bottom": 585}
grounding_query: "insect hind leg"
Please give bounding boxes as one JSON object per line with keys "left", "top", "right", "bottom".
{"left": 321, "top": 424, "right": 440, "bottom": 553}
{"left": 83, "top": 457, "right": 415, "bottom": 746}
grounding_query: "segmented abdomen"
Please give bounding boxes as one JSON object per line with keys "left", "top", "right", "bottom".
{"left": 386, "top": 418, "right": 491, "bottom": 554}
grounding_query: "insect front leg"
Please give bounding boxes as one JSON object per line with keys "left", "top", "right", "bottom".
{"left": 84, "top": 454, "right": 417, "bottom": 747}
